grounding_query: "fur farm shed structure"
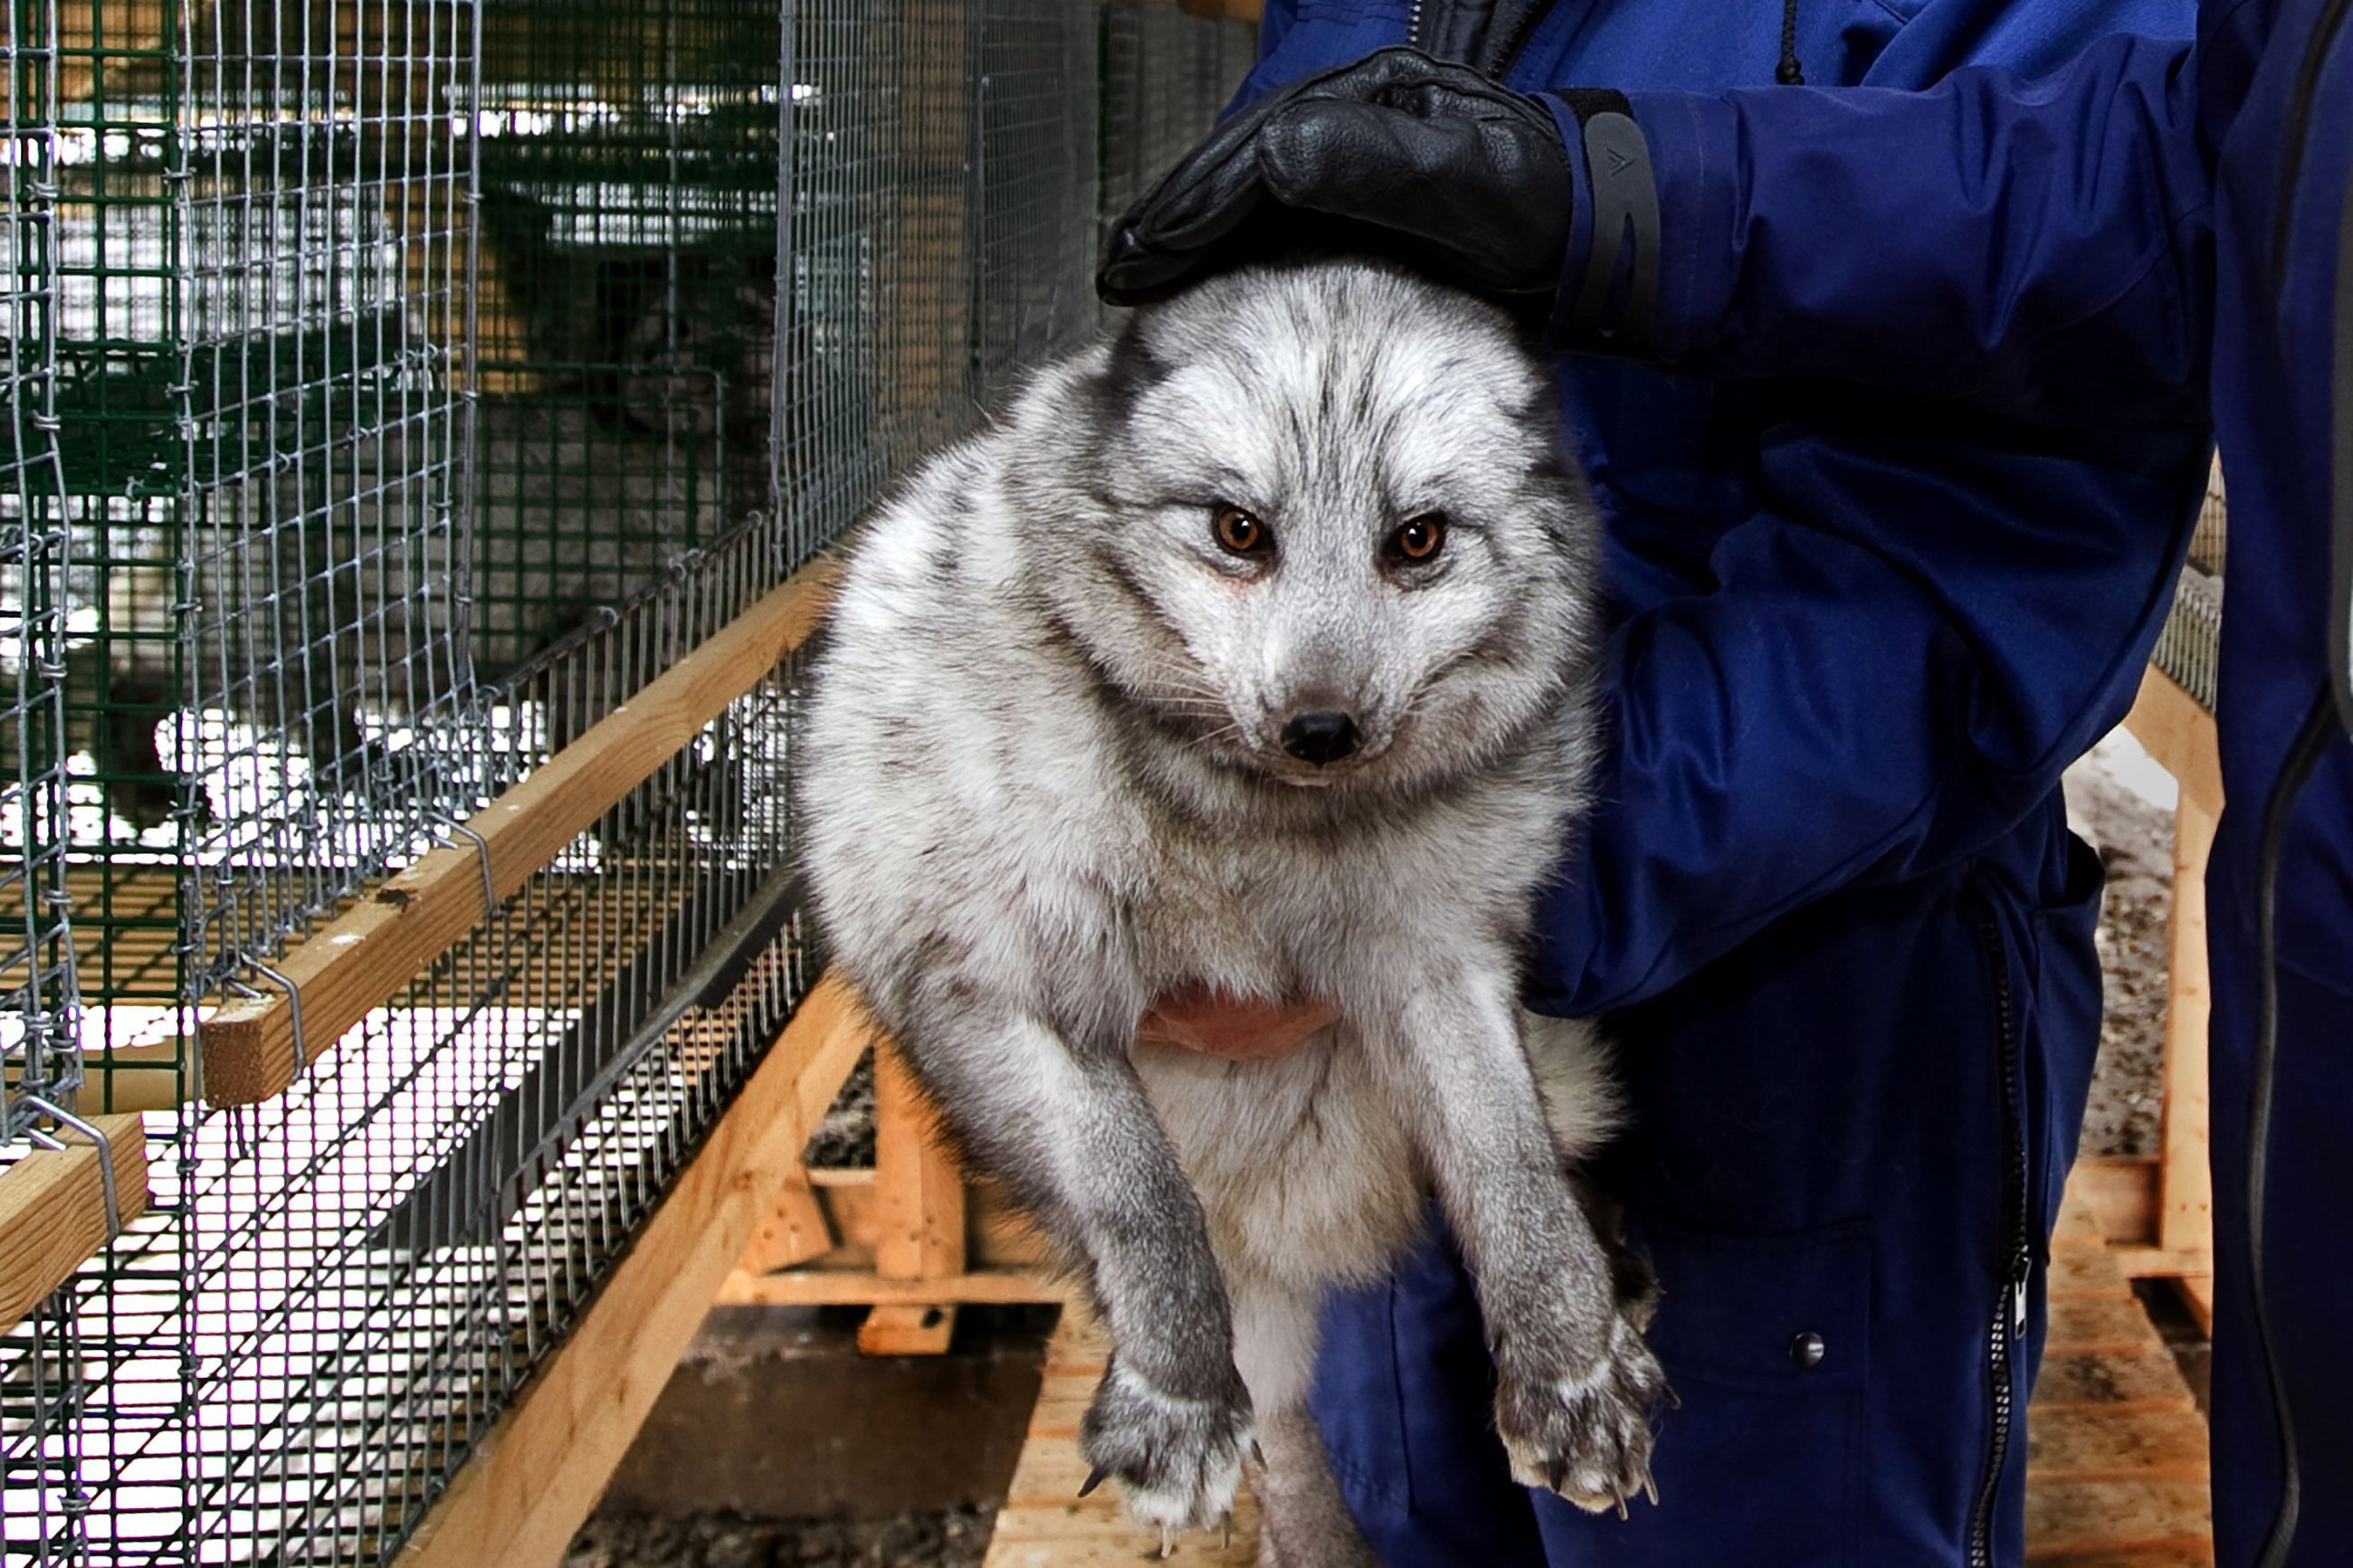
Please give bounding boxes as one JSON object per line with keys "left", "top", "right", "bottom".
{"left": 0, "top": 0, "right": 2221, "bottom": 1563}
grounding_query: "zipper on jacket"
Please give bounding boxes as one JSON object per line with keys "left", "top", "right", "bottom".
{"left": 1406, "top": 1, "right": 1561, "bottom": 81}
{"left": 2272, "top": 0, "right": 2353, "bottom": 300}
{"left": 1966, "top": 902, "right": 2034, "bottom": 1568}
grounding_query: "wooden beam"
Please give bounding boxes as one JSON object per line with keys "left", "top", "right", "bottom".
{"left": 733, "top": 1168, "right": 835, "bottom": 1276}
{"left": 2110, "top": 1245, "right": 2215, "bottom": 1281}
{"left": 201, "top": 559, "right": 840, "bottom": 1107}
{"left": 394, "top": 973, "right": 873, "bottom": 1568}
{"left": 2177, "top": 1275, "right": 2215, "bottom": 1338}
{"left": 859, "top": 1038, "right": 967, "bottom": 1354}
{"left": 2120, "top": 664, "right": 2224, "bottom": 819}
{"left": 857, "top": 1302, "right": 959, "bottom": 1354}
{"left": 714, "top": 1267, "right": 1068, "bottom": 1308}
{"left": 0, "top": 1114, "right": 149, "bottom": 1333}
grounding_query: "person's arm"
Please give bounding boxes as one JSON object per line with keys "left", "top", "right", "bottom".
{"left": 1526, "top": 413, "right": 2207, "bottom": 1015}
{"left": 1601, "top": 33, "right": 2213, "bottom": 426}
{"left": 1105, "top": 34, "right": 2214, "bottom": 427}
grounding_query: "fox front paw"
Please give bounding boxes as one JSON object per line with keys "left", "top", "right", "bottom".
{"left": 1080, "top": 1360, "right": 1254, "bottom": 1540}
{"left": 1495, "top": 1309, "right": 1667, "bottom": 1515}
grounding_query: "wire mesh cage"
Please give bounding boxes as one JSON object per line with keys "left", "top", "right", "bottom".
{"left": 4, "top": 0, "right": 101, "bottom": 1553}
{"left": 4, "top": 2, "right": 1253, "bottom": 1563}
{"left": 5, "top": 0, "right": 81, "bottom": 1129}
{"left": 471, "top": 0, "right": 779, "bottom": 676}
{"left": 1099, "top": 4, "right": 1254, "bottom": 245}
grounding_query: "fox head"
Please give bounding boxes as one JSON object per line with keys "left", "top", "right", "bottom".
{"left": 1013, "top": 257, "right": 1603, "bottom": 798}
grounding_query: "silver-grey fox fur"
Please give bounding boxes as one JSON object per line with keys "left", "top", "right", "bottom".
{"left": 798, "top": 257, "right": 1664, "bottom": 1563}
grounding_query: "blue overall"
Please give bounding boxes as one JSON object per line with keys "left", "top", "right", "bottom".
{"left": 1529, "top": 0, "right": 2353, "bottom": 1558}
{"left": 1233, "top": 3, "right": 2213, "bottom": 1564}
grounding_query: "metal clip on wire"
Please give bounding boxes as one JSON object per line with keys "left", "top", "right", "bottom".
{"left": 17, "top": 1098, "right": 124, "bottom": 1240}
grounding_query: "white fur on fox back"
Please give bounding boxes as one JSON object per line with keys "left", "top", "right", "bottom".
{"left": 798, "top": 258, "right": 1663, "bottom": 1564}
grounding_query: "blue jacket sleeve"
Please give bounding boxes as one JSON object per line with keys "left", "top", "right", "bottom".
{"left": 1526, "top": 412, "right": 2206, "bottom": 1015}
{"left": 1576, "top": 33, "right": 2215, "bottom": 427}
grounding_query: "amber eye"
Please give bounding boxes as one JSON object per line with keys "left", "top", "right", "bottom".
{"left": 1391, "top": 513, "right": 1448, "bottom": 564}
{"left": 1214, "top": 505, "right": 1269, "bottom": 556}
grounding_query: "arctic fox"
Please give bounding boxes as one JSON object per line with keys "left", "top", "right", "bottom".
{"left": 798, "top": 257, "right": 1663, "bottom": 1564}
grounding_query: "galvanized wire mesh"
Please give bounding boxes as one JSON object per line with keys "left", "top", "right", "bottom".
{"left": 4, "top": 0, "right": 102, "bottom": 1555}
{"left": 976, "top": 4, "right": 1100, "bottom": 389}
{"left": 471, "top": 0, "right": 778, "bottom": 675}
{"left": 771, "top": 1, "right": 972, "bottom": 569}
{"left": 2153, "top": 461, "right": 2226, "bottom": 711}
{"left": 6, "top": 3, "right": 1251, "bottom": 1563}
{"left": 4, "top": 0, "right": 82, "bottom": 1133}
{"left": 51, "top": 0, "right": 480, "bottom": 1064}
{"left": 1099, "top": 5, "right": 1255, "bottom": 245}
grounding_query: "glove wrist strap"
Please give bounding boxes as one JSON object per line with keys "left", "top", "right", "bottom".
{"left": 1548, "top": 90, "right": 1661, "bottom": 356}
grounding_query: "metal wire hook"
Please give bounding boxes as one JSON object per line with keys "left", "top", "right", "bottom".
{"left": 246, "top": 960, "right": 307, "bottom": 1074}
{"left": 444, "top": 821, "right": 500, "bottom": 927}
{"left": 15, "top": 1097, "right": 124, "bottom": 1240}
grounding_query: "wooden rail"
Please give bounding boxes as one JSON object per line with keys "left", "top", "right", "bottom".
{"left": 394, "top": 971, "right": 875, "bottom": 1568}
{"left": 0, "top": 1113, "right": 149, "bottom": 1333}
{"left": 199, "top": 559, "right": 838, "bottom": 1107}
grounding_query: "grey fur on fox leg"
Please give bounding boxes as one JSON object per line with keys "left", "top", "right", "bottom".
{"left": 799, "top": 255, "right": 1667, "bottom": 1560}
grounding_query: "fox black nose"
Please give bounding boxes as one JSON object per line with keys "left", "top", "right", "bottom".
{"left": 1281, "top": 710, "right": 1359, "bottom": 765}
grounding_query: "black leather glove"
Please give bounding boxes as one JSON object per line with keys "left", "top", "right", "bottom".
{"left": 1097, "top": 48, "right": 1575, "bottom": 306}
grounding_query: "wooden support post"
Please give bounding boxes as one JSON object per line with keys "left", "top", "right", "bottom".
{"left": 858, "top": 1038, "right": 967, "bottom": 1354}
{"left": 2117, "top": 661, "right": 2222, "bottom": 1302}
{"left": 2158, "top": 788, "right": 2217, "bottom": 1263}
{"left": 200, "top": 559, "right": 838, "bottom": 1107}
{"left": 2122, "top": 666, "right": 2224, "bottom": 820}
{"left": 734, "top": 1167, "right": 835, "bottom": 1276}
{"left": 395, "top": 974, "right": 875, "bottom": 1568}
{"left": 0, "top": 1113, "right": 149, "bottom": 1333}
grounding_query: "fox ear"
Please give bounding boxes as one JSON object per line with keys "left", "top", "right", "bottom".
{"left": 1098, "top": 315, "right": 1169, "bottom": 423}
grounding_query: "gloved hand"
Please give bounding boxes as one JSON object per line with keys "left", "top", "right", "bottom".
{"left": 1097, "top": 47, "right": 1575, "bottom": 306}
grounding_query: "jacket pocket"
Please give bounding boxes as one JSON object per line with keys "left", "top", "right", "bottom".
{"left": 1625, "top": 1219, "right": 1871, "bottom": 1568}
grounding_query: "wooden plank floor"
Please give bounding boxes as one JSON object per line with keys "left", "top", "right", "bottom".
{"left": 985, "top": 1183, "right": 2209, "bottom": 1566}
{"left": 2029, "top": 1183, "right": 2214, "bottom": 1564}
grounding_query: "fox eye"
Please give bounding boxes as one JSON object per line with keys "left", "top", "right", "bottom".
{"left": 1389, "top": 512, "right": 1448, "bottom": 564}
{"left": 1214, "top": 505, "right": 1270, "bottom": 556}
